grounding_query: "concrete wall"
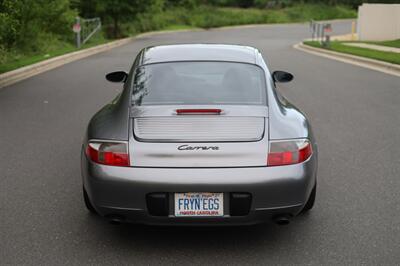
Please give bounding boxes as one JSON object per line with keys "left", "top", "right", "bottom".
{"left": 358, "top": 4, "right": 400, "bottom": 41}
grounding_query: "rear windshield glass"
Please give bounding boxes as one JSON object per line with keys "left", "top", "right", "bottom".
{"left": 131, "top": 62, "right": 267, "bottom": 106}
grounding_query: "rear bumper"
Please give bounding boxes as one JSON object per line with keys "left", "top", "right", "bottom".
{"left": 81, "top": 151, "right": 317, "bottom": 225}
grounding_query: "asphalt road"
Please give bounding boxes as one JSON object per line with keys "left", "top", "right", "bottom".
{"left": 1, "top": 20, "right": 400, "bottom": 265}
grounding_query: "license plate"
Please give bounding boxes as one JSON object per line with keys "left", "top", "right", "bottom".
{"left": 174, "top": 192, "right": 223, "bottom": 217}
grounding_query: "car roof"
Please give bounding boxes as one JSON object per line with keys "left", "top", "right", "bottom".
{"left": 140, "top": 44, "right": 258, "bottom": 65}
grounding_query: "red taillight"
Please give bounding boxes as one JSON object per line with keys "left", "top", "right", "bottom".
{"left": 267, "top": 139, "right": 312, "bottom": 166}
{"left": 86, "top": 141, "right": 129, "bottom": 166}
{"left": 176, "top": 109, "right": 222, "bottom": 115}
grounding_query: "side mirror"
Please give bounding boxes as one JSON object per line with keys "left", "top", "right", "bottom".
{"left": 272, "top": 71, "right": 294, "bottom": 83}
{"left": 106, "top": 71, "right": 128, "bottom": 83}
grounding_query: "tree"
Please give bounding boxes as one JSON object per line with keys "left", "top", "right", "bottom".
{"left": 79, "top": 0, "right": 164, "bottom": 38}
{"left": 0, "top": 0, "right": 20, "bottom": 49}
{"left": 0, "top": 0, "right": 76, "bottom": 52}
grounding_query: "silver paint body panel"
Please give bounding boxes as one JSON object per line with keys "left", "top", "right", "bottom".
{"left": 141, "top": 44, "right": 257, "bottom": 64}
{"left": 130, "top": 122, "right": 268, "bottom": 167}
{"left": 82, "top": 44, "right": 318, "bottom": 225}
{"left": 131, "top": 105, "right": 268, "bottom": 167}
{"left": 81, "top": 151, "right": 317, "bottom": 225}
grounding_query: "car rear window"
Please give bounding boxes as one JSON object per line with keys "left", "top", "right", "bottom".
{"left": 131, "top": 62, "right": 267, "bottom": 106}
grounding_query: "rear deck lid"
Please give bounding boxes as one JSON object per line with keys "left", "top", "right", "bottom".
{"left": 130, "top": 106, "right": 269, "bottom": 167}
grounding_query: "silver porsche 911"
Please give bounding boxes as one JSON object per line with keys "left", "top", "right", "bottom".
{"left": 81, "top": 44, "right": 318, "bottom": 226}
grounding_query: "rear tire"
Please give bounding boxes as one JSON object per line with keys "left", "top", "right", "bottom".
{"left": 301, "top": 182, "right": 316, "bottom": 213}
{"left": 83, "top": 187, "right": 97, "bottom": 214}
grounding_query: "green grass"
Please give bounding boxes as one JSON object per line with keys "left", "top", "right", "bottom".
{"left": 148, "top": 4, "right": 356, "bottom": 29}
{"left": 0, "top": 46, "right": 75, "bottom": 74}
{"left": 364, "top": 39, "right": 400, "bottom": 49}
{"left": 0, "top": 25, "right": 199, "bottom": 74}
{"left": 0, "top": 33, "right": 109, "bottom": 74}
{"left": 303, "top": 41, "right": 400, "bottom": 65}
{"left": 1, "top": 4, "right": 356, "bottom": 74}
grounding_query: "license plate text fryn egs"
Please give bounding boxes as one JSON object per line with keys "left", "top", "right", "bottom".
{"left": 175, "top": 192, "right": 223, "bottom": 217}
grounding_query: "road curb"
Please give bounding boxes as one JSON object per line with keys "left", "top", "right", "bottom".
{"left": 294, "top": 42, "right": 400, "bottom": 77}
{"left": 0, "top": 37, "right": 136, "bottom": 89}
{"left": 0, "top": 28, "right": 209, "bottom": 89}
